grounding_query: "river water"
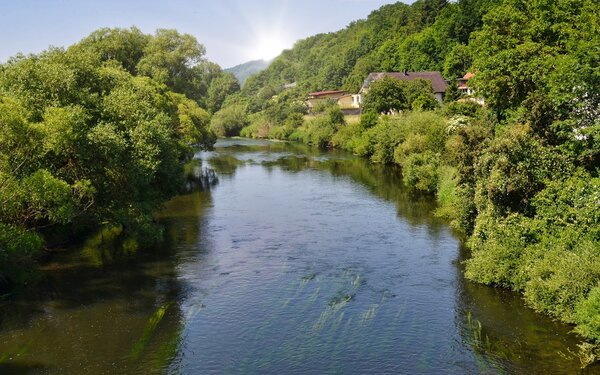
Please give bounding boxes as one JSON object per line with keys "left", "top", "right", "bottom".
{"left": 0, "top": 138, "right": 596, "bottom": 374}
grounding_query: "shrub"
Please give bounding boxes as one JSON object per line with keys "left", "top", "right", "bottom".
{"left": 465, "top": 213, "right": 535, "bottom": 290}
{"left": 524, "top": 234, "right": 600, "bottom": 322}
{"left": 394, "top": 133, "right": 428, "bottom": 165}
{"left": 209, "top": 104, "right": 249, "bottom": 136}
{"left": 330, "top": 120, "right": 363, "bottom": 152}
{"left": 442, "top": 101, "right": 482, "bottom": 117}
{"left": 268, "top": 124, "right": 294, "bottom": 140}
{"left": 369, "top": 118, "right": 406, "bottom": 163}
{"left": 402, "top": 151, "right": 440, "bottom": 193}
{"left": 360, "top": 110, "right": 379, "bottom": 129}
{"left": 576, "top": 286, "right": 600, "bottom": 342}
{"left": 435, "top": 165, "right": 459, "bottom": 219}
{"left": 411, "top": 93, "right": 439, "bottom": 111}
{"left": 0, "top": 224, "right": 44, "bottom": 286}
{"left": 328, "top": 105, "right": 345, "bottom": 126}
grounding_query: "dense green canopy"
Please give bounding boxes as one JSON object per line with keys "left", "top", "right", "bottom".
{"left": 0, "top": 28, "right": 232, "bottom": 284}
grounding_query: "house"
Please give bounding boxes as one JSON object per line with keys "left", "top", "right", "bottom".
{"left": 457, "top": 72, "right": 485, "bottom": 105}
{"left": 458, "top": 72, "right": 475, "bottom": 95}
{"left": 305, "top": 90, "right": 348, "bottom": 112}
{"left": 336, "top": 94, "right": 362, "bottom": 115}
{"left": 360, "top": 71, "right": 448, "bottom": 103}
{"left": 337, "top": 94, "right": 362, "bottom": 109}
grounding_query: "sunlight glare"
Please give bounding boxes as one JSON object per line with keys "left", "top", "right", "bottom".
{"left": 253, "top": 33, "right": 288, "bottom": 60}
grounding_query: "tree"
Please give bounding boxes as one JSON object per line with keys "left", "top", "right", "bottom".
{"left": 74, "top": 27, "right": 150, "bottom": 74}
{"left": 209, "top": 104, "right": 249, "bottom": 136}
{"left": 362, "top": 77, "right": 437, "bottom": 114}
{"left": 0, "top": 34, "right": 218, "bottom": 285}
{"left": 136, "top": 29, "right": 207, "bottom": 102}
{"left": 206, "top": 73, "right": 240, "bottom": 113}
{"left": 443, "top": 43, "right": 472, "bottom": 79}
{"left": 362, "top": 76, "right": 409, "bottom": 114}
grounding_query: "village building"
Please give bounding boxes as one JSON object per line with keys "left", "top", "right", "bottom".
{"left": 457, "top": 72, "right": 485, "bottom": 105}
{"left": 360, "top": 71, "right": 448, "bottom": 103}
{"left": 305, "top": 90, "right": 348, "bottom": 112}
{"left": 337, "top": 93, "right": 362, "bottom": 114}
{"left": 458, "top": 72, "right": 475, "bottom": 95}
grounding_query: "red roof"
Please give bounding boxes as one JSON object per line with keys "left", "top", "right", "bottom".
{"left": 308, "top": 90, "right": 347, "bottom": 97}
{"left": 463, "top": 72, "right": 475, "bottom": 80}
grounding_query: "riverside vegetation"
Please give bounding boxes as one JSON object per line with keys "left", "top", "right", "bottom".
{"left": 211, "top": 0, "right": 600, "bottom": 364}
{"left": 0, "top": 27, "right": 233, "bottom": 286}
{"left": 0, "top": 0, "right": 599, "bottom": 368}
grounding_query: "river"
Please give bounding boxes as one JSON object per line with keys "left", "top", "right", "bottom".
{"left": 0, "top": 138, "right": 596, "bottom": 374}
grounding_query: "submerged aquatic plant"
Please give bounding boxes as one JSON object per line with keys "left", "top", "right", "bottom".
{"left": 130, "top": 302, "right": 173, "bottom": 359}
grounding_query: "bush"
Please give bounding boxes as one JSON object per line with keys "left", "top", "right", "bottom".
{"left": 576, "top": 287, "right": 600, "bottom": 342}
{"left": 328, "top": 105, "right": 345, "bottom": 126}
{"left": 268, "top": 124, "right": 294, "bottom": 140}
{"left": 524, "top": 234, "right": 600, "bottom": 322}
{"left": 209, "top": 104, "right": 249, "bottom": 136}
{"left": 240, "top": 113, "right": 272, "bottom": 138}
{"left": 288, "top": 115, "right": 335, "bottom": 148}
{"left": 368, "top": 117, "right": 406, "bottom": 163}
{"left": 411, "top": 93, "right": 439, "bottom": 111}
{"left": 307, "top": 120, "right": 336, "bottom": 148}
{"left": 402, "top": 151, "right": 440, "bottom": 193}
{"left": 465, "top": 213, "right": 535, "bottom": 290}
{"left": 360, "top": 110, "right": 379, "bottom": 129}
{"left": 0, "top": 224, "right": 44, "bottom": 286}
{"left": 394, "top": 133, "right": 428, "bottom": 165}
{"left": 474, "top": 124, "right": 573, "bottom": 216}
{"left": 330, "top": 120, "right": 363, "bottom": 152}
{"left": 435, "top": 165, "right": 459, "bottom": 219}
{"left": 466, "top": 171, "right": 600, "bottom": 330}
{"left": 442, "top": 101, "right": 483, "bottom": 117}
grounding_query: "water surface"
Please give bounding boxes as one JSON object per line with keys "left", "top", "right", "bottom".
{"left": 0, "top": 138, "right": 595, "bottom": 374}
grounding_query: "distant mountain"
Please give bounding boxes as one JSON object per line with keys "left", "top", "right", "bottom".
{"left": 225, "top": 59, "right": 272, "bottom": 85}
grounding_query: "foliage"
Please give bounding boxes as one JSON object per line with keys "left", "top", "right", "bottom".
{"left": 362, "top": 77, "right": 437, "bottom": 114}
{"left": 228, "top": 0, "right": 600, "bottom": 355}
{"left": 0, "top": 28, "right": 218, "bottom": 286}
{"left": 576, "top": 287, "right": 600, "bottom": 342}
{"left": 402, "top": 151, "right": 441, "bottom": 193}
{"left": 362, "top": 77, "right": 409, "bottom": 114}
{"left": 74, "top": 27, "right": 229, "bottom": 108}
{"left": 206, "top": 72, "right": 240, "bottom": 113}
{"left": 209, "top": 104, "right": 249, "bottom": 137}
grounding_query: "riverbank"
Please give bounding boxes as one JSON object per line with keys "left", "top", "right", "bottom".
{"left": 237, "top": 104, "right": 600, "bottom": 366}
{"left": 1, "top": 138, "right": 594, "bottom": 373}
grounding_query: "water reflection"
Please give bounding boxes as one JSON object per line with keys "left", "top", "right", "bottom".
{"left": 0, "top": 138, "right": 596, "bottom": 374}
{"left": 0, "top": 224, "right": 190, "bottom": 374}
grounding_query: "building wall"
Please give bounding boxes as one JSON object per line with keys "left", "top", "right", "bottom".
{"left": 306, "top": 97, "right": 339, "bottom": 111}
{"left": 337, "top": 96, "right": 355, "bottom": 109}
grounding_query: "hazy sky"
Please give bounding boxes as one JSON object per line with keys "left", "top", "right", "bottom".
{"left": 0, "top": 0, "right": 408, "bottom": 68}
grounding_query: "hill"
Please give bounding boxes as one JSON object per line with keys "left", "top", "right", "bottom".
{"left": 225, "top": 59, "right": 271, "bottom": 85}
{"left": 242, "top": 0, "right": 499, "bottom": 94}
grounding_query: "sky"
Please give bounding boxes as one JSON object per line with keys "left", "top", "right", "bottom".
{"left": 0, "top": 0, "right": 408, "bottom": 69}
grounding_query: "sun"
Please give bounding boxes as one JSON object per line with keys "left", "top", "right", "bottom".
{"left": 252, "top": 33, "right": 289, "bottom": 61}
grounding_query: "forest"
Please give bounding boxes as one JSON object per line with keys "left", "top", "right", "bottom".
{"left": 212, "top": 0, "right": 600, "bottom": 362}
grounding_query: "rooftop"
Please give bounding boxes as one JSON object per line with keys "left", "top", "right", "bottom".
{"left": 362, "top": 72, "right": 448, "bottom": 93}
{"left": 308, "top": 90, "right": 348, "bottom": 97}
